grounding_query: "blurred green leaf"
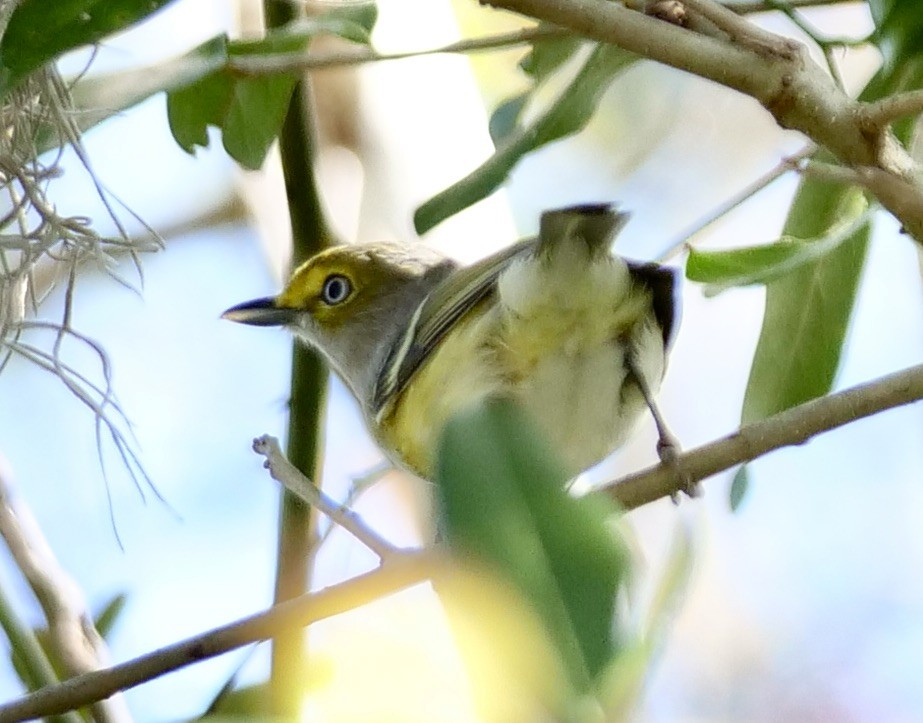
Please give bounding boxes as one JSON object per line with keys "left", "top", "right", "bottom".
{"left": 200, "top": 681, "right": 274, "bottom": 719}
{"left": 93, "top": 593, "right": 127, "bottom": 640}
{"left": 868, "top": 0, "right": 923, "bottom": 71}
{"left": 488, "top": 93, "right": 527, "bottom": 145}
{"left": 0, "top": 0, "right": 178, "bottom": 98}
{"left": 686, "top": 189, "right": 868, "bottom": 292}
{"left": 729, "top": 466, "right": 749, "bottom": 512}
{"left": 598, "top": 524, "right": 692, "bottom": 718}
{"left": 167, "top": 14, "right": 372, "bottom": 169}
{"left": 518, "top": 32, "right": 582, "bottom": 80}
{"left": 436, "top": 398, "right": 629, "bottom": 689}
{"left": 415, "top": 43, "right": 636, "bottom": 234}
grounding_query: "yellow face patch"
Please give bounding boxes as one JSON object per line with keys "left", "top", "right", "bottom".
{"left": 275, "top": 246, "right": 383, "bottom": 330}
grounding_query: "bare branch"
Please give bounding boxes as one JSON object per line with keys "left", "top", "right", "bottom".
{"left": 726, "top": 0, "right": 862, "bottom": 12}
{"left": 861, "top": 89, "right": 923, "bottom": 133}
{"left": 228, "top": 26, "right": 566, "bottom": 75}
{"left": 0, "top": 458, "right": 130, "bottom": 723}
{"left": 659, "top": 144, "right": 815, "bottom": 261}
{"left": 253, "top": 435, "right": 401, "bottom": 561}
{"left": 602, "top": 362, "right": 923, "bottom": 509}
{"left": 483, "top": 0, "right": 923, "bottom": 241}
{"left": 0, "top": 551, "right": 437, "bottom": 722}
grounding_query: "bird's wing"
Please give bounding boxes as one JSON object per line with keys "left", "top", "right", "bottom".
{"left": 625, "top": 261, "right": 679, "bottom": 348}
{"left": 372, "top": 237, "right": 537, "bottom": 417}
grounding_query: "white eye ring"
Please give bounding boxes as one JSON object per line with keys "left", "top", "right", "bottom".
{"left": 321, "top": 274, "right": 352, "bottom": 305}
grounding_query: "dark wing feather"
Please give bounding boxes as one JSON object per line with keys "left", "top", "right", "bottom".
{"left": 627, "top": 261, "right": 679, "bottom": 348}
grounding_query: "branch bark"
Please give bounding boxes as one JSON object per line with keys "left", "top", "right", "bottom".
{"left": 0, "top": 552, "right": 437, "bottom": 723}
{"left": 483, "top": 0, "right": 923, "bottom": 241}
{"left": 602, "top": 362, "right": 923, "bottom": 509}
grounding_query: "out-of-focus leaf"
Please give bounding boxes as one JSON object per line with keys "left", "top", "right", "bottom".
{"left": 436, "top": 398, "right": 629, "bottom": 690}
{"left": 518, "top": 32, "right": 582, "bottom": 80}
{"left": 488, "top": 93, "right": 527, "bottom": 145}
{"left": 199, "top": 681, "right": 274, "bottom": 719}
{"left": 415, "top": 43, "right": 636, "bottom": 234}
{"left": 167, "top": 14, "right": 372, "bottom": 169}
{"left": 729, "top": 466, "right": 749, "bottom": 512}
{"left": 0, "top": 0, "right": 178, "bottom": 98}
{"left": 598, "top": 523, "right": 692, "bottom": 718}
{"left": 93, "top": 593, "right": 127, "bottom": 639}
{"left": 868, "top": 0, "right": 923, "bottom": 72}
{"left": 686, "top": 189, "right": 868, "bottom": 291}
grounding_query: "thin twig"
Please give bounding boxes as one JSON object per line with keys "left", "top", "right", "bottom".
{"left": 253, "top": 435, "right": 401, "bottom": 562}
{"left": 658, "top": 144, "right": 815, "bottom": 261}
{"left": 228, "top": 26, "right": 567, "bottom": 75}
{"left": 0, "top": 551, "right": 437, "bottom": 723}
{"left": 601, "top": 362, "right": 923, "bottom": 509}
{"left": 861, "top": 89, "right": 923, "bottom": 132}
{"left": 682, "top": 0, "right": 799, "bottom": 57}
{"left": 726, "top": 0, "right": 861, "bottom": 12}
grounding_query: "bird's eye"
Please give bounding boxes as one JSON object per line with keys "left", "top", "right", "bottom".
{"left": 320, "top": 274, "right": 352, "bottom": 305}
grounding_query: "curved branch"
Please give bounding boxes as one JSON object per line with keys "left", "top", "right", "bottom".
{"left": 484, "top": 0, "right": 923, "bottom": 241}
{"left": 0, "top": 551, "right": 437, "bottom": 723}
{"left": 3, "top": 361, "right": 923, "bottom": 719}
{"left": 603, "top": 362, "right": 923, "bottom": 509}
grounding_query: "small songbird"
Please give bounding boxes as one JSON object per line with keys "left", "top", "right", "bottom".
{"left": 223, "top": 204, "right": 678, "bottom": 480}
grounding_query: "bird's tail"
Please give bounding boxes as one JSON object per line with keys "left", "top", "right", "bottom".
{"left": 537, "top": 203, "right": 630, "bottom": 259}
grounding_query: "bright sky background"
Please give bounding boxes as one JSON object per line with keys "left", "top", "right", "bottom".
{"left": 1, "top": 0, "right": 922, "bottom": 720}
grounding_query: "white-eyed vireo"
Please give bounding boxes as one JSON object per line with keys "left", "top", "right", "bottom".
{"left": 223, "top": 204, "right": 678, "bottom": 479}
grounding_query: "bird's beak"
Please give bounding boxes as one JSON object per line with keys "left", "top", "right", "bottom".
{"left": 221, "top": 297, "right": 297, "bottom": 326}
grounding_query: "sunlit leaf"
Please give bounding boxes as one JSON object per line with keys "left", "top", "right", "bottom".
{"left": 0, "top": 0, "right": 178, "bottom": 98}
{"left": 415, "top": 43, "right": 636, "bottom": 234}
{"left": 436, "top": 398, "right": 629, "bottom": 689}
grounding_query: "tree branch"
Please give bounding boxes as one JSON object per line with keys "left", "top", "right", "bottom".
{"left": 483, "top": 0, "right": 923, "bottom": 241}
{"left": 602, "top": 362, "right": 923, "bottom": 509}
{"left": 0, "top": 458, "right": 129, "bottom": 723}
{"left": 4, "top": 360, "right": 923, "bottom": 719}
{"left": 0, "top": 551, "right": 437, "bottom": 723}
{"left": 253, "top": 435, "right": 401, "bottom": 561}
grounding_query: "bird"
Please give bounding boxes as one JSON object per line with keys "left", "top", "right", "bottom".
{"left": 223, "top": 203, "right": 678, "bottom": 482}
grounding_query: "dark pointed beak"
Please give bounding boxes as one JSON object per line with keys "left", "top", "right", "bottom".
{"left": 221, "top": 297, "right": 297, "bottom": 326}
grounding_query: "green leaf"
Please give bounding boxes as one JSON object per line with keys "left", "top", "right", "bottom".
{"left": 415, "top": 43, "right": 637, "bottom": 234}
{"left": 166, "top": 15, "right": 372, "bottom": 169}
{"left": 0, "top": 0, "right": 179, "bottom": 98}
{"left": 518, "top": 32, "right": 582, "bottom": 80}
{"left": 93, "top": 593, "right": 127, "bottom": 639}
{"left": 436, "top": 398, "right": 629, "bottom": 689}
{"left": 686, "top": 189, "right": 868, "bottom": 292}
{"left": 741, "top": 53, "right": 923, "bottom": 425}
{"left": 742, "top": 177, "right": 870, "bottom": 423}
{"left": 868, "top": 0, "right": 923, "bottom": 71}
{"left": 488, "top": 93, "right": 527, "bottom": 145}
{"left": 729, "top": 466, "right": 749, "bottom": 512}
